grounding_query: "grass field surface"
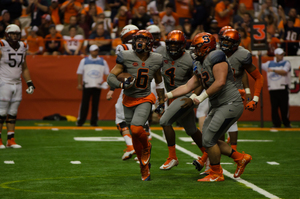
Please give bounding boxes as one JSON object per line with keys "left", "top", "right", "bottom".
{"left": 1, "top": 120, "right": 299, "bottom": 199}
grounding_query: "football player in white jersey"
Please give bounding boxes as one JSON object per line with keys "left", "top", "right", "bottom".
{"left": 0, "top": 24, "right": 35, "bottom": 149}
{"left": 106, "top": 25, "right": 139, "bottom": 160}
{"left": 146, "top": 25, "right": 165, "bottom": 52}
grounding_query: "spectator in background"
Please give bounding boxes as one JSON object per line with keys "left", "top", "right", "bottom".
{"left": 81, "top": 0, "right": 104, "bottom": 17}
{"left": 131, "top": 5, "right": 151, "bottom": 30}
{"left": 26, "top": 0, "right": 49, "bottom": 27}
{"left": 233, "top": 3, "right": 247, "bottom": 29}
{"left": 78, "top": 14, "right": 91, "bottom": 39}
{"left": 149, "top": 12, "right": 166, "bottom": 40}
{"left": 0, "top": 10, "right": 11, "bottom": 39}
{"left": 63, "top": 25, "right": 84, "bottom": 55}
{"left": 61, "top": 16, "right": 85, "bottom": 38}
{"left": 130, "top": 0, "right": 148, "bottom": 16}
{"left": 281, "top": 17, "right": 300, "bottom": 56}
{"left": 261, "top": 48, "right": 291, "bottom": 128}
{"left": 44, "top": 24, "right": 63, "bottom": 55}
{"left": 1, "top": 0, "right": 28, "bottom": 22}
{"left": 237, "top": 27, "right": 251, "bottom": 51}
{"left": 91, "top": 13, "right": 111, "bottom": 33}
{"left": 113, "top": 6, "right": 132, "bottom": 36}
{"left": 241, "top": 12, "right": 253, "bottom": 34}
{"left": 27, "top": 26, "right": 44, "bottom": 55}
{"left": 60, "top": 0, "right": 82, "bottom": 24}
{"left": 159, "top": 3, "right": 181, "bottom": 35}
{"left": 49, "top": 0, "right": 62, "bottom": 25}
{"left": 214, "top": 0, "right": 235, "bottom": 28}
{"left": 238, "top": 0, "right": 254, "bottom": 17}
{"left": 88, "top": 22, "right": 112, "bottom": 55}
{"left": 208, "top": 19, "right": 220, "bottom": 41}
{"left": 108, "top": 0, "right": 126, "bottom": 21}
{"left": 173, "top": 0, "right": 194, "bottom": 27}
{"left": 94, "top": 0, "right": 106, "bottom": 10}
{"left": 278, "top": 6, "right": 300, "bottom": 32}
{"left": 257, "top": 0, "right": 279, "bottom": 23}
{"left": 38, "top": 14, "right": 52, "bottom": 38}
{"left": 181, "top": 18, "right": 195, "bottom": 40}
{"left": 191, "top": 0, "right": 208, "bottom": 32}
{"left": 76, "top": 44, "right": 110, "bottom": 127}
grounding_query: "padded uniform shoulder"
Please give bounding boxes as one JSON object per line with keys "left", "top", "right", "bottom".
{"left": 235, "top": 46, "right": 252, "bottom": 65}
{"left": 209, "top": 50, "right": 227, "bottom": 66}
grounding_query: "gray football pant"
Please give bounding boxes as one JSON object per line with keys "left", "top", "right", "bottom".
{"left": 202, "top": 101, "right": 244, "bottom": 148}
{"left": 123, "top": 102, "right": 152, "bottom": 127}
{"left": 160, "top": 96, "right": 198, "bottom": 136}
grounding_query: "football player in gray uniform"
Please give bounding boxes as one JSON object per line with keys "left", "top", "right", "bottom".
{"left": 107, "top": 30, "right": 165, "bottom": 181}
{"left": 0, "top": 24, "right": 35, "bottom": 149}
{"left": 165, "top": 32, "right": 252, "bottom": 182}
{"left": 219, "top": 29, "right": 263, "bottom": 151}
{"left": 155, "top": 30, "right": 205, "bottom": 170}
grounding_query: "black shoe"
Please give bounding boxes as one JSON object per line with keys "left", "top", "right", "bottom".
{"left": 90, "top": 124, "right": 98, "bottom": 127}
{"left": 76, "top": 122, "right": 83, "bottom": 127}
{"left": 284, "top": 125, "right": 292, "bottom": 128}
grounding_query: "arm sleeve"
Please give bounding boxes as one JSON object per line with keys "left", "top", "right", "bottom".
{"left": 239, "top": 50, "right": 252, "bottom": 65}
{"left": 107, "top": 73, "right": 121, "bottom": 89}
{"left": 76, "top": 59, "right": 85, "bottom": 74}
{"left": 116, "top": 52, "right": 124, "bottom": 64}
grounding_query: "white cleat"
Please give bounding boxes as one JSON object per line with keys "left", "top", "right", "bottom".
{"left": 0, "top": 144, "right": 5, "bottom": 149}
{"left": 6, "top": 138, "right": 22, "bottom": 148}
{"left": 160, "top": 158, "right": 179, "bottom": 170}
{"left": 122, "top": 150, "right": 135, "bottom": 160}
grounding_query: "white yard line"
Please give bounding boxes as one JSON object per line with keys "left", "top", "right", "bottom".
{"left": 151, "top": 132, "right": 280, "bottom": 199}
{"left": 179, "top": 137, "right": 273, "bottom": 142}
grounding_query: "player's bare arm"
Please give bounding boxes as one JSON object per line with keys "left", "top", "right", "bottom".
{"left": 166, "top": 75, "right": 200, "bottom": 101}
{"left": 154, "top": 69, "right": 165, "bottom": 104}
{"left": 22, "top": 60, "right": 35, "bottom": 94}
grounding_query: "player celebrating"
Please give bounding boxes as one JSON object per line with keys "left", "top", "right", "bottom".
{"left": 165, "top": 32, "right": 252, "bottom": 182}
{"left": 107, "top": 25, "right": 139, "bottom": 160}
{"left": 0, "top": 24, "right": 35, "bottom": 149}
{"left": 219, "top": 28, "right": 263, "bottom": 150}
{"left": 107, "top": 30, "right": 165, "bottom": 181}
{"left": 156, "top": 30, "right": 205, "bottom": 170}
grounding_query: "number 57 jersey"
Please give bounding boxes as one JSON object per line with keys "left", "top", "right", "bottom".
{"left": 0, "top": 39, "right": 28, "bottom": 84}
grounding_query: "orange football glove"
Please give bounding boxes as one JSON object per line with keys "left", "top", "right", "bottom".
{"left": 246, "top": 101, "right": 257, "bottom": 111}
{"left": 238, "top": 89, "right": 246, "bottom": 101}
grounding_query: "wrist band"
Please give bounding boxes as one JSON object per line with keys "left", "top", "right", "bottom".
{"left": 166, "top": 92, "right": 173, "bottom": 99}
{"left": 245, "top": 88, "right": 251, "bottom": 95}
{"left": 253, "top": 96, "right": 259, "bottom": 102}
{"left": 189, "top": 93, "right": 197, "bottom": 100}
{"left": 195, "top": 91, "right": 209, "bottom": 103}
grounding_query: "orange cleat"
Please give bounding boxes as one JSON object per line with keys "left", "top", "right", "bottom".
{"left": 141, "top": 163, "right": 151, "bottom": 181}
{"left": 234, "top": 153, "right": 252, "bottom": 178}
{"left": 140, "top": 143, "right": 152, "bottom": 166}
{"left": 198, "top": 167, "right": 224, "bottom": 182}
{"left": 193, "top": 157, "right": 205, "bottom": 172}
{"left": 6, "top": 138, "right": 21, "bottom": 148}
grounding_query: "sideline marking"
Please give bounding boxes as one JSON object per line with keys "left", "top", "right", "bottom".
{"left": 4, "top": 161, "right": 15, "bottom": 164}
{"left": 179, "top": 137, "right": 273, "bottom": 142}
{"left": 70, "top": 161, "right": 81, "bottom": 164}
{"left": 151, "top": 132, "right": 280, "bottom": 199}
{"left": 267, "top": 162, "right": 280, "bottom": 165}
{"left": 74, "top": 137, "right": 124, "bottom": 141}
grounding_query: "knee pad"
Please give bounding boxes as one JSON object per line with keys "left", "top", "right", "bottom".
{"left": 0, "top": 115, "right": 7, "bottom": 124}
{"left": 116, "top": 122, "right": 129, "bottom": 135}
{"left": 130, "top": 125, "right": 144, "bottom": 137}
{"left": 6, "top": 114, "right": 16, "bottom": 124}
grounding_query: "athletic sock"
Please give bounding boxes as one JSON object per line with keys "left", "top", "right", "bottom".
{"left": 210, "top": 163, "right": 222, "bottom": 173}
{"left": 231, "top": 144, "right": 237, "bottom": 151}
{"left": 229, "top": 149, "right": 243, "bottom": 160}
{"left": 168, "top": 145, "right": 176, "bottom": 159}
{"left": 7, "top": 131, "right": 14, "bottom": 140}
{"left": 123, "top": 133, "right": 134, "bottom": 151}
{"left": 201, "top": 151, "right": 208, "bottom": 162}
{"left": 200, "top": 147, "right": 206, "bottom": 154}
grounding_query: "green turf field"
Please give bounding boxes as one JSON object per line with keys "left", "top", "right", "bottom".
{"left": 1, "top": 120, "right": 299, "bottom": 199}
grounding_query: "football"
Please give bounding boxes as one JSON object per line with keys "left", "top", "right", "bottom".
{"left": 117, "top": 73, "right": 133, "bottom": 82}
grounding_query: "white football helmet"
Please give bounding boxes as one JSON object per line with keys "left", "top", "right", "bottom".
{"left": 120, "top": 25, "right": 139, "bottom": 44}
{"left": 5, "top": 24, "right": 21, "bottom": 43}
{"left": 146, "top": 25, "right": 161, "bottom": 43}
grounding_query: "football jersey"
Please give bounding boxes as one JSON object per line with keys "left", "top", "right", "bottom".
{"left": 228, "top": 46, "right": 252, "bottom": 89}
{"left": 193, "top": 49, "right": 241, "bottom": 107}
{"left": 115, "top": 43, "right": 133, "bottom": 55}
{"left": 116, "top": 50, "right": 163, "bottom": 98}
{"left": 63, "top": 35, "right": 84, "bottom": 51}
{"left": 153, "top": 41, "right": 166, "bottom": 52}
{"left": 156, "top": 46, "right": 193, "bottom": 93}
{"left": 0, "top": 39, "right": 28, "bottom": 84}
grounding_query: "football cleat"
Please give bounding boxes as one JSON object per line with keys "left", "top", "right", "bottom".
{"left": 134, "top": 157, "right": 139, "bottom": 161}
{"left": 122, "top": 149, "right": 135, "bottom": 160}
{"left": 193, "top": 157, "right": 205, "bottom": 172}
{"left": 0, "top": 139, "right": 5, "bottom": 149}
{"left": 200, "top": 168, "right": 211, "bottom": 176}
{"left": 234, "top": 153, "right": 252, "bottom": 178}
{"left": 140, "top": 143, "right": 152, "bottom": 166}
{"left": 160, "top": 157, "right": 179, "bottom": 170}
{"left": 6, "top": 138, "right": 22, "bottom": 148}
{"left": 141, "top": 163, "right": 151, "bottom": 181}
{"left": 197, "top": 170, "right": 224, "bottom": 182}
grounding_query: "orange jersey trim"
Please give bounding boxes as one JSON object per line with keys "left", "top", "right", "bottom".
{"left": 0, "top": 40, "right": 4, "bottom": 46}
{"left": 121, "top": 44, "right": 128, "bottom": 50}
{"left": 123, "top": 92, "right": 156, "bottom": 107}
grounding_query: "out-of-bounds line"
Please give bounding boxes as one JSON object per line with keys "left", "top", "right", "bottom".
{"left": 150, "top": 132, "right": 280, "bottom": 199}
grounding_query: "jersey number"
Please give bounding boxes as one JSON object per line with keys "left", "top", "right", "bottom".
{"left": 8, "top": 53, "right": 23, "bottom": 67}
{"left": 201, "top": 71, "right": 210, "bottom": 88}
{"left": 136, "top": 68, "right": 149, "bottom": 89}
{"left": 165, "top": 67, "right": 176, "bottom": 86}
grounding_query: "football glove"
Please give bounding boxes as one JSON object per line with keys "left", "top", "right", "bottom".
{"left": 120, "top": 77, "right": 135, "bottom": 89}
{"left": 245, "top": 101, "right": 257, "bottom": 111}
{"left": 26, "top": 80, "right": 35, "bottom": 94}
{"left": 154, "top": 103, "right": 165, "bottom": 115}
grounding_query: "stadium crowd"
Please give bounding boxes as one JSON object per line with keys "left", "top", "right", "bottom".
{"left": 1, "top": 0, "right": 300, "bottom": 56}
